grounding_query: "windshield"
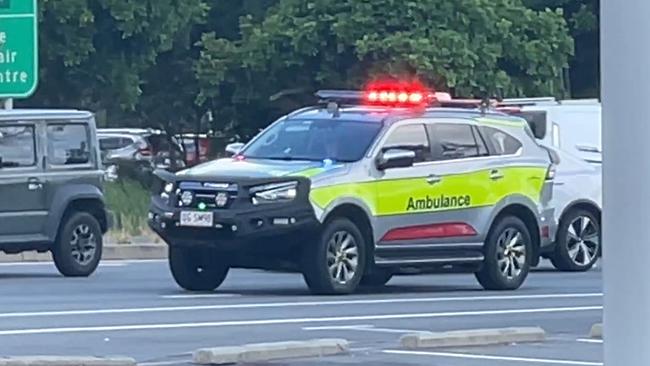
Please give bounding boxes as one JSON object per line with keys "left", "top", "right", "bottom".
{"left": 242, "top": 119, "right": 382, "bottom": 162}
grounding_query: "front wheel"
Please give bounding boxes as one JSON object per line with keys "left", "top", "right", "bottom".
{"left": 475, "top": 216, "right": 532, "bottom": 291}
{"left": 52, "top": 212, "right": 103, "bottom": 277}
{"left": 303, "top": 218, "right": 367, "bottom": 295}
{"left": 549, "top": 209, "right": 600, "bottom": 272}
{"left": 169, "top": 246, "right": 229, "bottom": 291}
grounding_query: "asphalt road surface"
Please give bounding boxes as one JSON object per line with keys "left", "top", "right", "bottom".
{"left": 0, "top": 259, "right": 603, "bottom": 366}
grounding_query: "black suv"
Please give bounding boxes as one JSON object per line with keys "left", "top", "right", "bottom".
{"left": 0, "top": 109, "right": 110, "bottom": 276}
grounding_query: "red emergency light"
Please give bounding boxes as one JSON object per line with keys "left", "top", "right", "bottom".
{"left": 363, "top": 81, "right": 432, "bottom": 107}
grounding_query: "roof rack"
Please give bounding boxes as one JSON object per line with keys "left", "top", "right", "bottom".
{"left": 498, "top": 97, "right": 557, "bottom": 106}
{"left": 315, "top": 90, "right": 498, "bottom": 112}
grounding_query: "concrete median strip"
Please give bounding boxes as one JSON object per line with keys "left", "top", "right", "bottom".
{"left": 0, "top": 356, "right": 136, "bottom": 366}
{"left": 400, "top": 327, "right": 546, "bottom": 349}
{"left": 590, "top": 323, "right": 603, "bottom": 339}
{"left": 192, "top": 339, "right": 349, "bottom": 364}
{"left": 0, "top": 244, "right": 167, "bottom": 263}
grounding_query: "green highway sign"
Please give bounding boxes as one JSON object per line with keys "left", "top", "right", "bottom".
{"left": 0, "top": 0, "right": 38, "bottom": 98}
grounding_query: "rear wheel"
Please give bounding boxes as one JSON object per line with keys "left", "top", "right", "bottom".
{"left": 475, "top": 216, "right": 532, "bottom": 291}
{"left": 52, "top": 212, "right": 103, "bottom": 277}
{"left": 303, "top": 218, "right": 367, "bottom": 295}
{"left": 549, "top": 209, "right": 600, "bottom": 272}
{"left": 169, "top": 246, "right": 229, "bottom": 291}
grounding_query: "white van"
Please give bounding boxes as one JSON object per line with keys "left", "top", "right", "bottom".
{"left": 499, "top": 98, "right": 602, "bottom": 165}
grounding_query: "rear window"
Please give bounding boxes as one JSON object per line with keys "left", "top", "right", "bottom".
{"left": 47, "top": 124, "right": 90, "bottom": 165}
{"left": 511, "top": 111, "right": 547, "bottom": 139}
{"left": 478, "top": 126, "right": 523, "bottom": 156}
{"left": 99, "top": 136, "right": 133, "bottom": 150}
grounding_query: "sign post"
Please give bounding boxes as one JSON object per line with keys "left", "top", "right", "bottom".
{"left": 0, "top": 0, "right": 38, "bottom": 107}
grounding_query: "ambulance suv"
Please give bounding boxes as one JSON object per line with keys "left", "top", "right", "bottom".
{"left": 149, "top": 83, "right": 558, "bottom": 295}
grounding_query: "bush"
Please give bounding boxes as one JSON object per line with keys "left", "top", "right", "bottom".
{"left": 104, "top": 178, "right": 152, "bottom": 241}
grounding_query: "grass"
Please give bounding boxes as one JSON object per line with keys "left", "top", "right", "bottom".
{"left": 104, "top": 178, "right": 156, "bottom": 243}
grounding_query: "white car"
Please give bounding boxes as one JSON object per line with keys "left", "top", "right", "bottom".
{"left": 541, "top": 144, "right": 602, "bottom": 271}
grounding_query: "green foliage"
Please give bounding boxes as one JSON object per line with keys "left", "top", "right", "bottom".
{"left": 19, "top": 0, "right": 591, "bottom": 137}
{"left": 27, "top": 0, "right": 208, "bottom": 125}
{"left": 104, "top": 178, "right": 150, "bottom": 237}
{"left": 196, "top": 0, "right": 574, "bottom": 132}
{"left": 523, "top": 0, "right": 598, "bottom": 97}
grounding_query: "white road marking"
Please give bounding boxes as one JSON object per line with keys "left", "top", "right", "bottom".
{"left": 303, "top": 324, "right": 376, "bottom": 330}
{"left": 160, "top": 294, "right": 239, "bottom": 299}
{"left": 383, "top": 350, "right": 603, "bottom": 366}
{"left": 0, "top": 305, "right": 602, "bottom": 336}
{"left": 0, "top": 293, "right": 602, "bottom": 319}
{"left": 304, "top": 324, "right": 421, "bottom": 334}
{"left": 138, "top": 361, "right": 185, "bottom": 366}
{"left": 577, "top": 338, "right": 603, "bottom": 344}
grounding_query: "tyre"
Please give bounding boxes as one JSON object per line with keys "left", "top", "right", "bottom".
{"left": 169, "top": 246, "right": 229, "bottom": 291}
{"left": 52, "top": 212, "right": 103, "bottom": 277}
{"left": 549, "top": 209, "right": 600, "bottom": 272}
{"left": 475, "top": 216, "right": 532, "bottom": 291}
{"left": 360, "top": 270, "right": 393, "bottom": 287}
{"left": 303, "top": 218, "right": 367, "bottom": 295}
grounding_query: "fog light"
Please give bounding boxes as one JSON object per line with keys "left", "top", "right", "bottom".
{"left": 215, "top": 192, "right": 229, "bottom": 207}
{"left": 180, "top": 191, "right": 193, "bottom": 206}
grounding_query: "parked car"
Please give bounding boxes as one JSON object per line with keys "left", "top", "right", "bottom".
{"left": 539, "top": 144, "right": 602, "bottom": 271}
{"left": 98, "top": 128, "right": 186, "bottom": 183}
{"left": 498, "top": 97, "right": 602, "bottom": 165}
{"left": 0, "top": 109, "right": 111, "bottom": 277}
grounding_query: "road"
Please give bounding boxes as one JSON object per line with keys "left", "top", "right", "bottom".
{"left": 0, "top": 259, "right": 603, "bottom": 365}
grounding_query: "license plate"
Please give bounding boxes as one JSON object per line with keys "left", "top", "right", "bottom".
{"left": 180, "top": 211, "right": 214, "bottom": 227}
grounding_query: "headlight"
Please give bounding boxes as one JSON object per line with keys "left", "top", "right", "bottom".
{"left": 250, "top": 181, "right": 298, "bottom": 204}
{"left": 180, "top": 191, "right": 194, "bottom": 206}
{"left": 159, "top": 182, "right": 175, "bottom": 204}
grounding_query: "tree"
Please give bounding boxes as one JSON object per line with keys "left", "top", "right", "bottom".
{"left": 196, "top": 0, "right": 574, "bottom": 135}
{"left": 524, "top": 0, "right": 598, "bottom": 97}
{"left": 24, "top": 0, "right": 208, "bottom": 126}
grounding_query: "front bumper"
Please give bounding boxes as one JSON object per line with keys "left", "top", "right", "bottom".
{"left": 148, "top": 198, "right": 320, "bottom": 252}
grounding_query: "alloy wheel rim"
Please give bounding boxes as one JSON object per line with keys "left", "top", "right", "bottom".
{"left": 497, "top": 228, "right": 527, "bottom": 279}
{"left": 326, "top": 230, "right": 359, "bottom": 285}
{"left": 70, "top": 224, "right": 97, "bottom": 266}
{"left": 566, "top": 216, "right": 600, "bottom": 266}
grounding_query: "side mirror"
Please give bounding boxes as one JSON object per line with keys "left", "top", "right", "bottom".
{"left": 225, "top": 142, "right": 244, "bottom": 155}
{"left": 377, "top": 148, "right": 416, "bottom": 170}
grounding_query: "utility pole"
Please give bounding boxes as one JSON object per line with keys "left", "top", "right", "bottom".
{"left": 2, "top": 98, "right": 12, "bottom": 110}
{"left": 602, "top": 0, "right": 650, "bottom": 365}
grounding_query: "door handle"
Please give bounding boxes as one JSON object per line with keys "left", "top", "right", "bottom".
{"left": 27, "top": 178, "right": 43, "bottom": 191}
{"left": 426, "top": 174, "right": 442, "bottom": 185}
{"left": 489, "top": 170, "right": 504, "bottom": 181}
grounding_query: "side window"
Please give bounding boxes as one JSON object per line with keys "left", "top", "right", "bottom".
{"left": 47, "top": 124, "right": 90, "bottom": 166}
{"left": 383, "top": 124, "right": 431, "bottom": 163}
{"left": 479, "top": 126, "right": 523, "bottom": 156}
{"left": 427, "top": 123, "right": 486, "bottom": 161}
{"left": 0, "top": 125, "right": 36, "bottom": 168}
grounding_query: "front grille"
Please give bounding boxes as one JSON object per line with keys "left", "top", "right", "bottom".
{"left": 177, "top": 181, "right": 238, "bottom": 209}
